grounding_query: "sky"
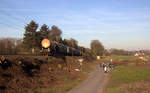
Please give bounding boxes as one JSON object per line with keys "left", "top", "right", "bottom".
{"left": 0, "top": 0, "right": 150, "bottom": 50}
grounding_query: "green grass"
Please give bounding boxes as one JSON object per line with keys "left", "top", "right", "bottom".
{"left": 41, "top": 62, "right": 97, "bottom": 93}
{"left": 39, "top": 76, "right": 86, "bottom": 93}
{"left": 106, "top": 88, "right": 120, "bottom": 93}
{"left": 82, "top": 62, "right": 96, "bottom": 73}
{"left": 107, "top": 55, "right": 137, "bottom": 60}
{"left": 30, "top": 61, "right": 96, "bottom": 93}
{"left": 63, "top": 77, "right": 84, "bottom": 92}
{"left": 106, "top": 66, "right": 150, "bottom": 93}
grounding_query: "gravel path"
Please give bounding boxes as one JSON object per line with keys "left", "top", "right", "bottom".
{"left": 68, "top": 64, "right": 109, "bottom": 93}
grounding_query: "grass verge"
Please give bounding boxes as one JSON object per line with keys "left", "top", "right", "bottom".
{"left": 82, "top": 61, "right": 96, "bottom": 73}
{"left": 39, "top": 73, "right": 87, "bottom": 93}
{"left": 106, "top": 65, "right": 150, "bottom": 93}
{"left": 39, "top": 61, "right": 97, "bottom": 93}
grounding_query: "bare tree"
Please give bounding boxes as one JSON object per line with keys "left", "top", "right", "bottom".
{"left": 48, "top": 25, "right": 62, "bottom": 42}
{"left": 90, "top": 40, "right": 105, "bottom": 56}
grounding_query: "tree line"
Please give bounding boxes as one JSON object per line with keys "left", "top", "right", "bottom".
{"left": 0, "top": 20, "right": 106, "bottom": 60}
{"left": 23, "top": 20, "right": 79, "bottom": 50}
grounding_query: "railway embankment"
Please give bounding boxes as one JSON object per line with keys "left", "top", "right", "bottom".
{"left": 0, "top": 56, "right": 96, "bottom": 93}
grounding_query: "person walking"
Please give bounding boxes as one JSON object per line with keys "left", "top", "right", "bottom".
{"left": 103, "top": 63, "right": 107, "bottom": 73}
{"left": 109, "top": 59, "right": 115, "bottom": 70}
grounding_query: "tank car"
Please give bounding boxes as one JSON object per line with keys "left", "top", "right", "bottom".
{"left": 41, "top": 39, "right": 82, "bottom": 56}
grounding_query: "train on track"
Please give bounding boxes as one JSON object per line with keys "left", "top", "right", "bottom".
{"left": 40, "top": 39, "right": 82, "bottom": 56}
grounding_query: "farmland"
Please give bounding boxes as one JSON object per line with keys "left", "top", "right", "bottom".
{"left": 105, "top": 55, "right": 150, "bottom": 93}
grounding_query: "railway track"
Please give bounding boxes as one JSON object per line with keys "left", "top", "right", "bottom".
{"left": 0, "top": 54, "right": 48, "bottom": 57}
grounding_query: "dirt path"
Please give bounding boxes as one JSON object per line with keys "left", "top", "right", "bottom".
{"left": 68, "top": 64, "right": 109, "bottom": 93}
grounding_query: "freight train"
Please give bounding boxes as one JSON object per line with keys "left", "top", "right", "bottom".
{"left": 40, "top": 39, "right": 82, "bottom": 56}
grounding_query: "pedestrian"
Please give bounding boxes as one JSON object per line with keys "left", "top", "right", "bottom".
{"left": 103, "top": 63, "right": 107, "bottom": 73}
{"left": 104, "top": 66, "right": 107, "bottom": 73}
{"left": 109, "top": 59, "right": 115, "bottom": 70}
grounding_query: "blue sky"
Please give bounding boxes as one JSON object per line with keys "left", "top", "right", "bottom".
{"left": 0, "top": 0, "right": 150, "bottom": 50}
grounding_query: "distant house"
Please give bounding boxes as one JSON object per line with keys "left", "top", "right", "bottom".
{"left": 134, "top": 52, "right": 148, "bottom": 61}
{"left": 134, "top": 53, "right": 139, "bottom": 56}
{"left": 134, "top": 52, "right": 145, "bottom": 56}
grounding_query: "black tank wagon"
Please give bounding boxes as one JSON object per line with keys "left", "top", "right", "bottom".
{"left": 41, "top": 39, "right": 82, "bottom": 56}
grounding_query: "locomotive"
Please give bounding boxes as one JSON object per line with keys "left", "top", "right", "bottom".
{"left": 40, "top": 39, "right": 82, "bottom": 56}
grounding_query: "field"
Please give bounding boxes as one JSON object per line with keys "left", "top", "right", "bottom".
{"left": 105, "top": 55, "right": 150, "bottom": 93}
{"left": 106, "top": 55, "right": 137, "bottom": 60}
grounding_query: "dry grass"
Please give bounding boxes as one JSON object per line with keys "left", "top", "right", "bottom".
{"left": 120, "top": 81, "right": 150, "bottom": 93}
{"left": 0, "top": 56, "right": 92, "bottom": 93}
